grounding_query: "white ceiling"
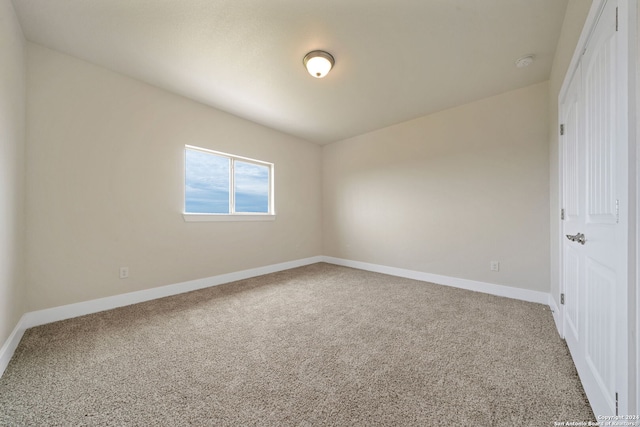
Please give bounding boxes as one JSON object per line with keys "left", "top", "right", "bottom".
{"left": 12, "top": 0, "right": 568, "bottom": 144}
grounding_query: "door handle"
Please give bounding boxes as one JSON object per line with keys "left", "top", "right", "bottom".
{"left": 566, "top": 232, "right": 586, "bottom": 245}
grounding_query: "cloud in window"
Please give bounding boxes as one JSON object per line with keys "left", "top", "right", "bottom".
{"left": 185, "top": 149, "right": 270, "bottom": 214}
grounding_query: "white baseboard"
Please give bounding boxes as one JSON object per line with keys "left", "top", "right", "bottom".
{"left": 548, "top": 294, "right": 563, "bottom": 338}
{"left": 1, "top": 254, "right": 552, "bottom": 379}
{"left": 0, "top": 314, "right": 29, "bottom": 380}
{"left": 321, "top": 256, "right": 550, "bottom": 305}
{"left": 0, "top": 256, "right": 322, "bottom": 378}
{"left": 22, "top": 256, "right": 324, "bottom": 330}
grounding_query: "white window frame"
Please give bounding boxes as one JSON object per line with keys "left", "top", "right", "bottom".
{"left": 183, "top": 145, "right": 275, "bottom": 222}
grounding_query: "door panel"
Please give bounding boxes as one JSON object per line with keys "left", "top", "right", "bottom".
{"left": 564, "top": 93, "right": 580, "bottom": 220}
{"left": 584, "top": 257, "right": 616, "bottom": 409}
{"left": 564, "top": 245, "right": 580, "bottom": 340}
{"left": 585, "top": 24, "right": 618, "bottom": 224}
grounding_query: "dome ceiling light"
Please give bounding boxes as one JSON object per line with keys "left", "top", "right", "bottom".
{"left": 303, "top": 50, "right": 335, "bottom": 78}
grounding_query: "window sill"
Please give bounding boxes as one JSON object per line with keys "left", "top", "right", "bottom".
{"left": 183, "top": 213, "right": 276, "bottom": 222}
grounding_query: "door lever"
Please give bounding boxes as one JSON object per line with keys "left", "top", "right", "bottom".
{"left": 566, "top": 232, "right": 586, "bottom": 245}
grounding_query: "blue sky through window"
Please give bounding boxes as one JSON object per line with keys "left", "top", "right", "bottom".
{"left": 235, "top": 161, "right": 269, "bottom": 213}
{"left": 185, "top": 149, "right": 230, "bottom": 213}
{"left": 185, "top": 148, "right": 270, "bottom": 214}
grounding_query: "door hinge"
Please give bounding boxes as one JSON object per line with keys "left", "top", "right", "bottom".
{"left": 615, "top": 7, "right": 618, "bottom": 31}
{"left": 615, "top": 392, "right": 618, "bottom": 415}
{"left": 615, "top": 199, "right": 619, "bottom": 223}
{"left": 560, "top": 124, "right": 565, "bottom": 136}
{"left": 560, "top": 293, "right": 565, "bottom": 305}
{"left": 561, "top": 208, "right": 565, "bottom": 220}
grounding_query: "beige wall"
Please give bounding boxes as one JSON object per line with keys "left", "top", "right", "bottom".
{"left": 25, "top": 43, "right": 322, "bottom": 311}
{"left": 0, "top": 0, "right": 26, "bottom": 344}
{"left": 323, "top": 82, "right": 550, "bottom": 292}
{"left": 548, "top": 0, "right": 592, "bottom": 307}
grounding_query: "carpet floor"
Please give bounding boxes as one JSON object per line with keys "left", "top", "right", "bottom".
{"left": 0, "top": 263, "right": 593, "bottom": 426}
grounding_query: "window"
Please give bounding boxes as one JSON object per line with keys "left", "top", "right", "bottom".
{"left": 183, "top": 145, "right": 274, "bottom": 221}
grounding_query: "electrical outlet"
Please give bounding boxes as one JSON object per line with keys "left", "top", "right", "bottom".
{"left": 490, "top": 261, "right": 500, "bottom": 272}
{"left": 119, "top": 267, "right": 129, "bottom": 279}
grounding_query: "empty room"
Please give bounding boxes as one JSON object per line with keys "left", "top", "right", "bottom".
{"left": 1, "top": 0, "right": 639, "bottom": 425}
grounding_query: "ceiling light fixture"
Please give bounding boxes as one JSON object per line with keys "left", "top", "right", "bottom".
{"left": 515, "top": 55, "right": 535, "bottom": 68}
{"left": 303, "top": 50, "right": 335, "bottom": 78}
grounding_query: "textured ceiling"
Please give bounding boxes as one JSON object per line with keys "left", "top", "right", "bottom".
{"left": 12, "top": 0, "right": 568, "bottom": 144}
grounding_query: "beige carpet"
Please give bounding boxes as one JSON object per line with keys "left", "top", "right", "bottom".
{"left": 0, "top": 263, "right": 593, "bottom": 426}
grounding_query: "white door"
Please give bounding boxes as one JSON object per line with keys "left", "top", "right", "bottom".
{"left": 561, "top": 0, "right": 627, "bottom": 417}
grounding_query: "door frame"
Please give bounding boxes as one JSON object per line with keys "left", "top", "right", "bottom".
{"left": 557, "top": 0, "right": 637, "bottom": 415}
